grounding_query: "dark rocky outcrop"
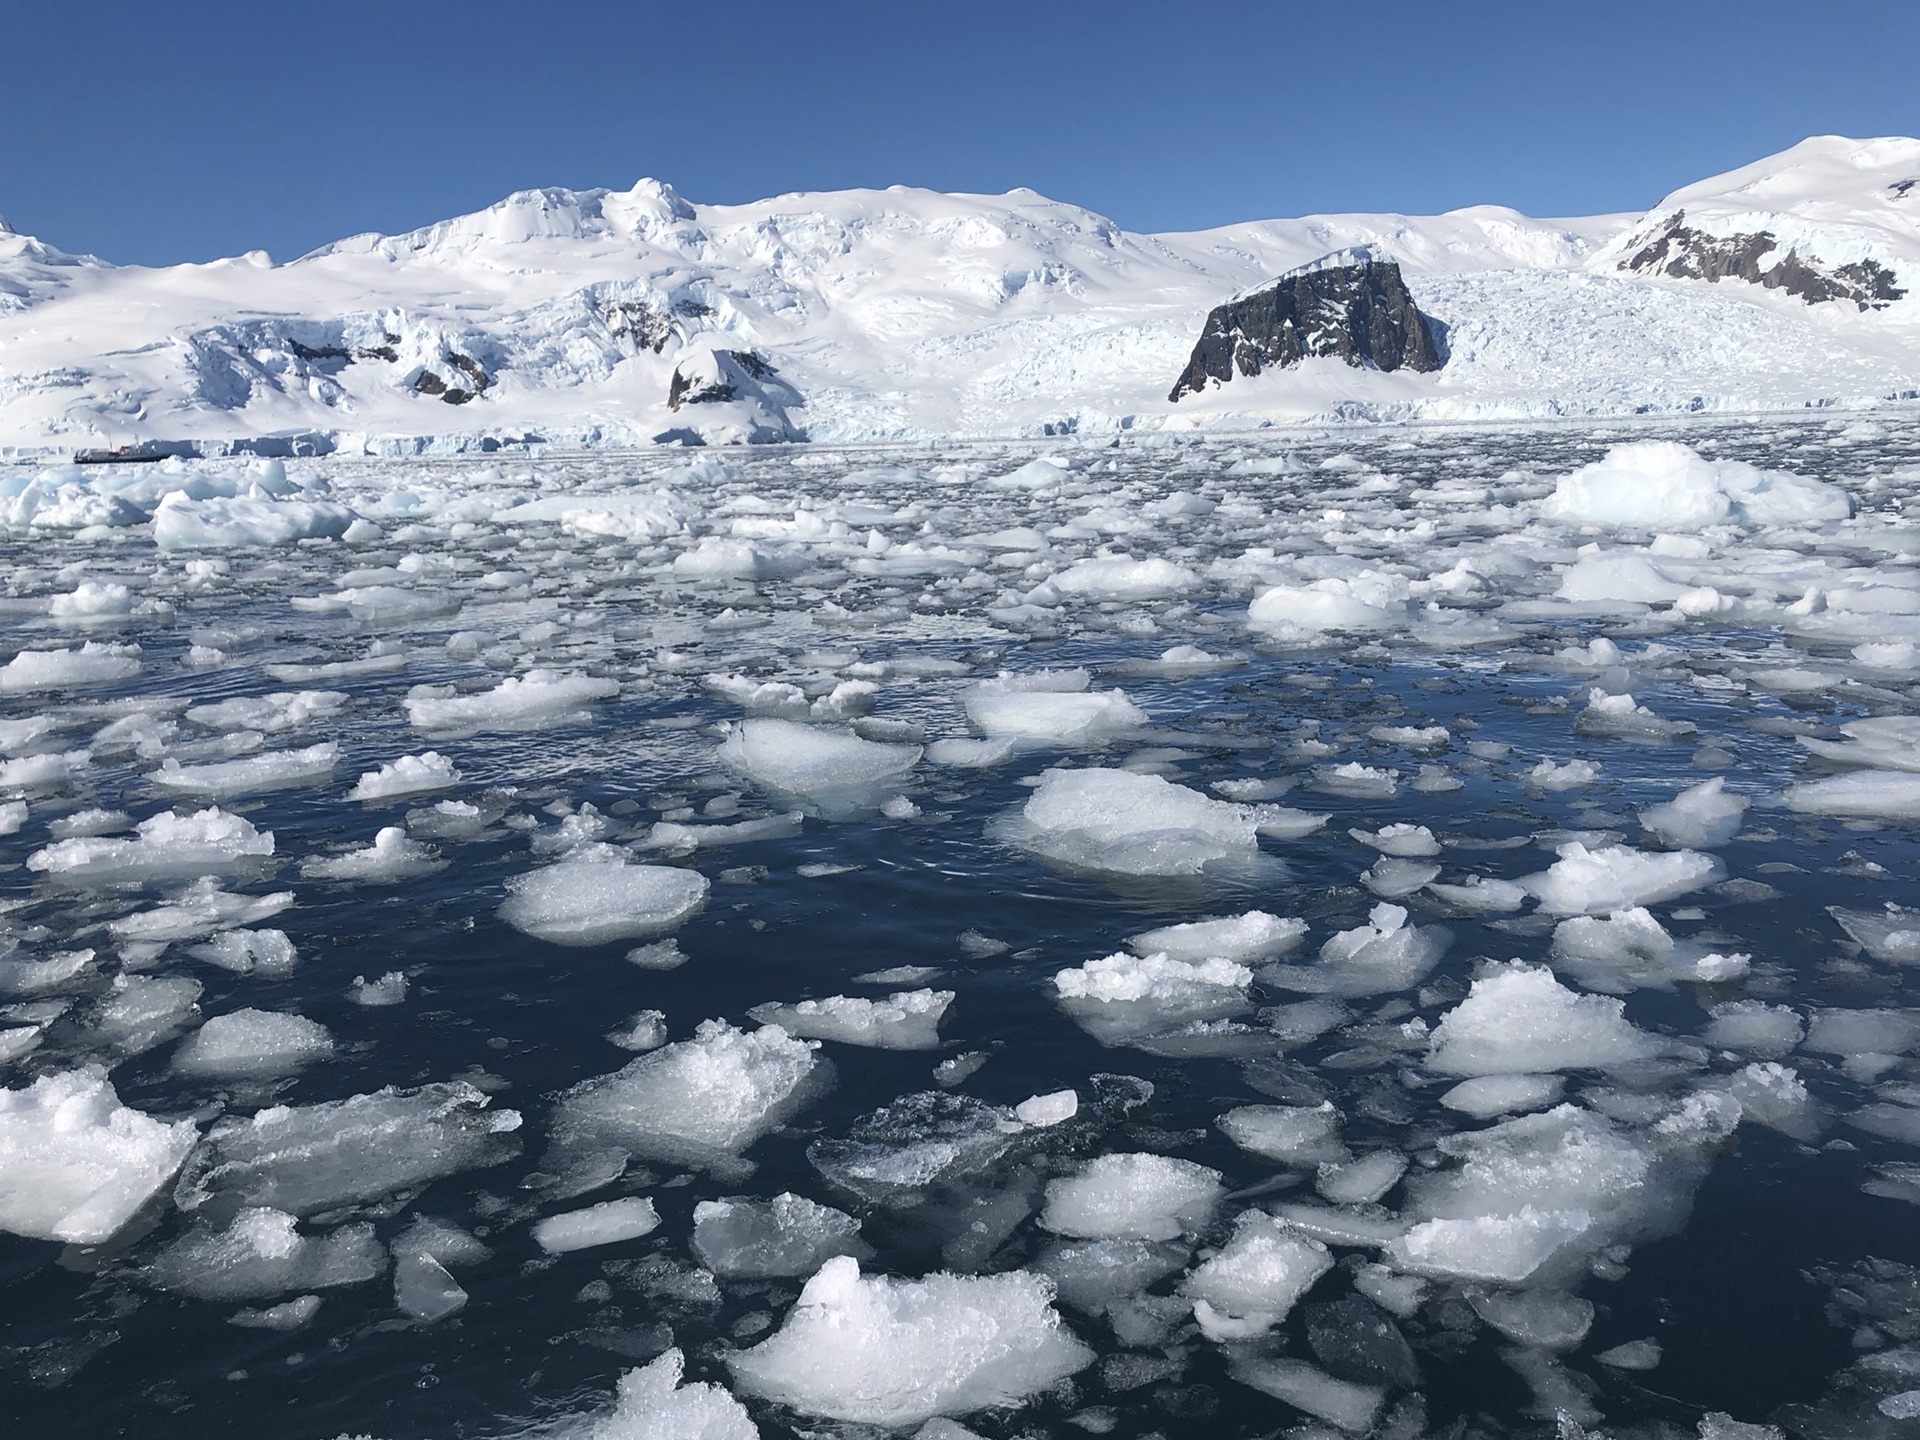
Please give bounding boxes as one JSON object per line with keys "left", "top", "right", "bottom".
{"left": 1620, "top": 210, "right": 1906, "bottom": 310}
{"left": 1169, "top": 250, "right": 1442, "bottom": 402}
{"left": 668, "top": 348, "right": 778, "bottom": 409}
{"left": 412, "top": 352, "right": 493, "bottom": 405}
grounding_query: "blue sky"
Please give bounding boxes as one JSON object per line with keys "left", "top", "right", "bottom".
{"left": 3, "top": 0, "right": 1916, "bottom": 265}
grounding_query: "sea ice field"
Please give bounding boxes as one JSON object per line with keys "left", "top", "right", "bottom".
{"left": 6, "top": 415, "right": 1920, "bottom": 1440}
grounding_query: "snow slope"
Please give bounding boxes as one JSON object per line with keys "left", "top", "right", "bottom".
{"left": 1, "top": 136, "right": 1916, "bottom": 454}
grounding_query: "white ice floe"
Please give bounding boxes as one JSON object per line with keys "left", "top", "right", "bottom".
{"left": 1230, "top": 1356, "right": 1385, "bottom": 1434}
{"left": 1217, "top": 1102, "right": 1348, "bottom": 1165}
{"left": 1784, "top": 770, "right": 1920, "bottom": 819}
{"left": 1427, "top": 963, "right": 1661, "bottom": 1075}
{"left": 405, "top": 669, "right": 619, "bottom": 734}
{"left": 0, "top": 641, "right": 141, "bottom": 693}
{"left": 1705, "top": 1001, "right": 1805, "bottom": 1057}
{"left": 1053, "top": 951, "right": 1252, "bottom": 1046}
{"left": 146, "top": 1207, "right": 383, "bottom": 1300}
{"left": 1263, "top": 903, "right": 1448, "bottom": 997}
{"left": 1640, "top": 776, "right": 1748, "bottom": 847}
{"left": 728, "top": 1256, "right": 1093, "bottom": 1426}
{"left": 174, "top": 1080, "right": 519, "bottom": 1216}
{"left": 0, "top": 1067, "right": 199, "bottom": 1243}
{"left": 1008, "top": 766, "right": 1270, "bottom": 876}
{"left": 185, "top": 690, "right": 348, "bottom": 733}
{"left": 558, "top": 1349, "right": 758, "bottom": 1440}
{"left": 1248, "top": 572, "right": 1410, "bottom": 636}
{"left": 28, "top": 807, "right": 273, "bottom": 882}
{"left": 152, "top": 491, "right": 357, "bottom": 550}
{"left": 499, "top": 857, "right": 709, "bottom": 944}
{"left": 558, "top": 1020, "right": 828, "bottom": 1168}
{"left": 171, "top": 1009, "right": 334, "bottom": 1077}
{"left": 718, "top": 717, "right": 921, "bottom": 799}
{"left": 1183, "top": 1210, "right": 1332, "bottom": 1338}
{"left": 303, "top": 826, "right": 448, "bottom": 882}
{"left": 1040, "top": 1152, "right": 1223, "bottom": 1240}
{"left": 531, "top": 1196, "right": 662, "bottom": 1254}
{"left": 1126, "top": 910, "right": 1307, "bottom": 963}
{"left": 692, "top": 1192, "right": 872, "bottom": 1277}
{"left": 149, "top": 742, "right": 339, "bottom": 798}
{"left": 1440, "top": 1073, "right": 1568, "bottom": 1120}
{"left": 964, "top": 676, "right": 1147, "bottom": 746}
{"left": 1830, "top": 903, "right": 1920, "bottom": 964}
{"left": 748, "top": 989, "right": 953, "bottom": 1050}
{"left": 1048, "top": 556, "right": 1196, "bottom": 600}
{"left": 1542, "top": 441, "right": 1851, "bottom": 530}
{"left": 1521, "top": 842, "right": 1723, "bottom": 914}
{"left": 348, "top": 751, "right": 461, "bottom": 800}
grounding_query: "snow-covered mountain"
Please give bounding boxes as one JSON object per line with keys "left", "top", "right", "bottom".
{"left": 1, "top": 135, "right": 1917, "bottom": 456}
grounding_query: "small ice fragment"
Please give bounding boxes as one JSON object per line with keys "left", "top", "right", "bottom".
{"left": 1126, "top": 911, "right": 1307, "bottom": 964}
{"left": 349, "top": 971, "right": 408, "bottom": 1006}
{"left": 1183, "top": 1210, "right": 1332, "bottom": 1335}
{"left": 608, "top": 1010, "right": 668, "bottom": 1051}
{"left": 1041, "top": 1153, "right": 1223, "bottom": 1240}
{"left": 348, "top": 751, "right": 461, "bottom": 801}
{"left": 532, "top": 1196, "right": 662, "bottom": 1254}
{"left": 1527, "top": 757, "right": 1602, "bottom": 791}
{"left": 1597, "top": 1339, "right": 1664, "bottom": 1371}
{"left": 747, "top": 990, "right": 952, "bottom": 1050}
{"left": 625, "top": 939, "right": 688, "bottom": 970}
{"left": 229, "top": 1295, "right": 322, "bottom": 1331}
{"left": 727, "top": 1256, "right": 1093, "bottom": 1426}
{"left": 1316, "top": 1151, "right": 1407, "bottom": 1205}
{"left": 1229, "top": 1355, "right": 1384, "bottom": 1433}
{"left": 692, "top": 1192, "right": 871, "bottom": 1277}
{"left": 1427, "top": 963, "right": 1659, "bottom": 1075}
{"left": 303, "top": 826, "right": 447, "bottom": 882}
{"left": 1641, "top": 777, "right": 1747, "bottom": 848}
{"left": 146, "top": 1207, "right": 384, "bottom": 1300}
{"left": 499, "top": 859, "right": 709, "bottom": 945}
{"left": 1521, "top": 842, "right": 1722, "bottom": 915}
{"left": 1218, "top": 1102, "right": 1347, "bottom": 1165}
{"left": 1015, "top": 1090, "right": 1078, "bottom": 1127}
{"left": 1440, "top": 1073, "right": 1567, "bottom": 1119}
{"left": 394, "top": 1251, "right": 467, "bottom": 1321}
{"left": 171, "top": 1009, "right": 333, "bottom": 1077}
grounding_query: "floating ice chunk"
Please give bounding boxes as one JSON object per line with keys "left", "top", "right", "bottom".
{"left": 172, "top": 1009, "right": 333, "bottom": 1077}
{"left": 1426, "top": 875, "right": 1529, "bottom": 914}
{"left": 304, "top": 826, "right": 447, "bottom": 883}
{"left": 1008, "top": 767, "right": 1267, "bottom": 876}
{"left": 1363, "top": 856, "right": 1442, "bottom": 898}
{"left": 1706, "top": 1001, "right": 1804, "bottom": 1057}
{"left": 1310, "top": 762, "right": 1399, "bottom": 799}
{"left": 174, "top": 1081, "right": 519, "bottom": 1216}
{"left": 1387, "top": 1207, "right": 1593, "bottom": 1284}
{"left": 1543, "top": 441, "right": 1756, "bottom": 529}
{"left": 692, "top": 1192, "right": 872, "bottom": 1277}
{"left": 1249, "top": 572, "right": 1410, "bottom": 635}
{"left": 1468, "top": 1288, "right": 1594, "bottom": 1351}
{"left": 1806, "top": 1008, "right": 1920, "bottom": 1082}
{"left": 92, "top": 973, "right": 202, "bottom": 1052}
{"left": 728, "top": 1256, "right": 1093, "bottom": 1426}
{"left": 1183, "top": 1210, "right": 1332, "bottom": 1336}
{"left": 749, "top": 990, "right": 953, "bottom": 1050}
{"left": 149, "top": 742, "right": 339, "bottom": 799}
{"left": 393, "top": 1250, "right": 467, "bottom": 1322}
{"left": 1801, "top": 716, "right": 1920, "bottom": 772}
{"left": 1784, "top": 771, "right": 1920, "bottom": 819}
{"left": 558, "top": 1348, "right": 759, "bottom": 1440}
{"left": 1440, "top": 1074, "right": 1567, "bottom": 1120}
{"left": 1229, "top": 1355, "right": 1384, "bottom": 1434}
{"left": 807, "top": 1091, "right": 1019, "bottom": 1205}
{"left": 1054, "top": 951, "right": 1251, "bottom": 1047}
{"left": 1015, "top": 1089, "right": 1078, "bottom": 1127}
{"left": 0, "top": 1067, "right": 199, "bottom": 1243}
{"left": 0, "top": 641, "right": 141, "bottom": 692}
{"left": 48, "top": 581, "right": 136, "bottom": 618}
{"left": 644, "top": 811, "right": 806, "bottom": 853}
{"left": 0, "top": 798, "right": 24, "bottom": 834}
{"left": 405, "top": 669, "right": 619, "bottom": 735}
{"left": 1041, "top": 1153, "right": 1223, "bottom": 1240}
{"left": 1830, "top": 904, "right": 1920, "bottom": 964}
{"left": 348, "top": 971, "right": 407, "bottom": 1006}
{"left": 348, "top": 751, "right": 461, "bottom": 800}
{"left": 1126, "top": 911, "right": 1307, "bottom": 963}
{"left": 28, "top": 807, "right": 273, "bottom": 883}
{"left": 0, "top": 947, "right": 96, "bottom": 996}
{"left": 1353, "top": 1263, "right": 1427, "bottom": 1319}
{"left": 185, "top": 690, "right": 348, "bottom": 734}
{"left": 229, "top": 1295, "right": 323, "bottom": 1331}
{"left": 559, "top": 1020, "right": 828, "bottom": 1169}
{"left": 718, "top": 718, "right": 921, "bottom": 800}
{"left": 1522, "top": 842, "right": 1722, "bottom": 915}
{"left": 1317, "top": 1151, "right": 1408, "bottom": 1205}
{"left": 112, "top": 878, "right": 294, "bottom": 944}
{"left": 1050, "top": 556, "right": 1196, "bottom": 601}
{"left": 1573, "top": 689, "right": 1695, "bottom": 740}
{"left": 0, "top": 747, "right": 93, "bottom": 792}
{"left": 532, "top": 1196, "right": 661, "bottom": 1254}
{"left": 1265, "top": 904, "right": 1448, "bottom": 998}
{"left": 1218, "top": 1102, "right": 1347, "bottom": 1165}
{"left": 1526, "top": 757, "right": 1601, "bottom": 790}
{"left": 965, "top": 684, "right": 1147, "bottom": 746}
{"left": 1350, "top": 823, "right": 1440, "bottom": 857}
{"left": 988, "top": 457, "right": 1069, "bottom": 490}
{"left": 146, "top": 1207, "right": 383, "bottom": 1300}
{"left": 1598, "top": 1339, "right": 1665, "bottom": 1372}
{"left": 672, "top": 536, "right": 793, "bottom": 580}
{"left": 1557, "top": 554, "right": 1689, "bottom": 604}
{"left": 1641, "top": 777, "right": 1747, "bottom": 847}
{"left": 152, "top": 491, "right": 356, "bottom": 550}
{"left": 1429, "top": 964, "right": 1659, "bottom": 1075}
{"left": 499, "top": 858, "right": 709, "bottom": 945}
{"left": 926, "top": 736, "right": 1018, "bottom": 768}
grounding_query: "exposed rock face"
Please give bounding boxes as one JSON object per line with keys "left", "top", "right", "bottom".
{"left": 1620, "top": 211, "right": 1906, "bottom": 310}
{"left": 1169, "top": 250, "right": 1442, "bottom": 402}
{"left": 668, "top": 348, "right": 782, "bottom": 409}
